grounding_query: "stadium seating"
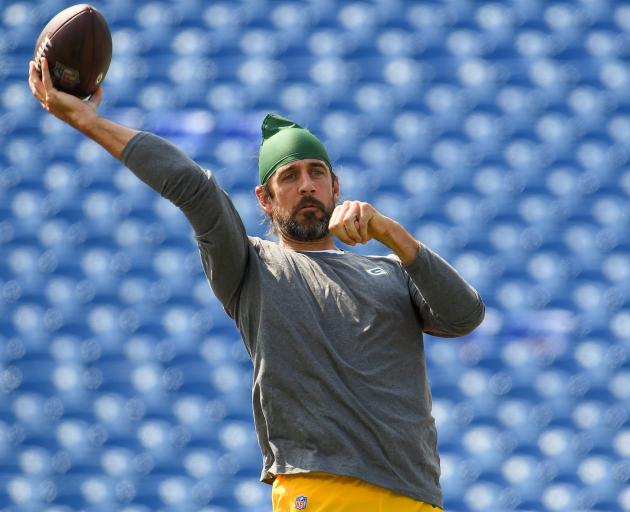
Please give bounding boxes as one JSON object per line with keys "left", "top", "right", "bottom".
{"left": 1, "top": 1, "right": 628, "bottom": 510}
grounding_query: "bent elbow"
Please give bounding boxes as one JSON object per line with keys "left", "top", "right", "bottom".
{"left": 426, "top": 296, "right": 486, "bottom": 338}
{"left": 455, "top": 297, "right": 486, "bottom": 336}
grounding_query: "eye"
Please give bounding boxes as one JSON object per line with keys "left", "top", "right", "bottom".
{"left": 312, "top": 168, "right": 326, "bottom": 176}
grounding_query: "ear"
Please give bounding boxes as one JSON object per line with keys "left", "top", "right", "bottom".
{"left": 255, "top": 184, "right": 273, "bottom": 215}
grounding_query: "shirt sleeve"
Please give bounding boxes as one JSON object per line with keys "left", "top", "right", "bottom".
{"left": 120, "top": 132, "right": 250, "bottom": 310}
{"left": 401, "top": 242, "right": 485, "bottom": 337}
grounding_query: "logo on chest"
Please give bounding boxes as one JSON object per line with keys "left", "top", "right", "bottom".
{"left": 366, "top": 266, "right": 387, "bottom": 275}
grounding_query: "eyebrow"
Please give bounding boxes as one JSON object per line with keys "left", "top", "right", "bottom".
{"left": 278, "top": 162, "right": 328, "bottom": 175}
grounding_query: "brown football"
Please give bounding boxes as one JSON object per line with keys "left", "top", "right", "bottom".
{"left": 34, "top": 4, "right": 112, "bottom": 98}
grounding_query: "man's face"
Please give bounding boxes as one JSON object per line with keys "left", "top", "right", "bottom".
{"left": 256, "top": 159, "right": 339, "bottom": 242}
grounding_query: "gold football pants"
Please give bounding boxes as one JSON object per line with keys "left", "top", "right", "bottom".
{"left": 272, "top": 471, "right": 443, "bottom": 511}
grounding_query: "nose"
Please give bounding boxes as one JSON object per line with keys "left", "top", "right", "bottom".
{"left": 297, "top": 171, "right": 316, "bottom": 195}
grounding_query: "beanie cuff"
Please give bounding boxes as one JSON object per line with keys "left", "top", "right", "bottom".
{"left": 261, "top": 153, "right": 332, "bottom": 184}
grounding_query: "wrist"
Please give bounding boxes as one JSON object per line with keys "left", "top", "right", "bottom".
{"left": 70, "top": 108, "right": 98, "bottom": 133}
{"left": 372, "top": 216, "right": 396, "bottom": 243}
{"left": 377, "top": 220, "right": 420, "bottom": 265}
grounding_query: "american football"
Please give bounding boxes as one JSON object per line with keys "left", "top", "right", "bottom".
{"left": 33, "top": 3, "right": 112, "bottom": 98}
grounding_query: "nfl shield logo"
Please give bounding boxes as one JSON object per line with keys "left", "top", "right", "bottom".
{"left": 295, "top": 495, "right": 308, "bottom": 510}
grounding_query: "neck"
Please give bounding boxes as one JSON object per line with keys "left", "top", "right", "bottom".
{"left": 278, "top": 233, "right": 338, "bottom": 252}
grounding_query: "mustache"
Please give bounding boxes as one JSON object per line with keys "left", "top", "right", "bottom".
{"left": 291, "top": 196, "right": 328, "bottom": 216}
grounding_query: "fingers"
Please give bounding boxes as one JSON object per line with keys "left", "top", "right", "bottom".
{"left": 342, "top": 210, "right": 362, "bottom": 244}
{"left": 40, "top": 57, "right": 55, "bottom": 95}
{"left": 357, "top": 202, "right": 370, "bottom": 243}
{"left": 28, "top": 61, "right": 46, "bottom": 104}
{"left": 330, "top": 200, "right": 373, "bottom": 246}
{"left": 28, "top": 58, "right": 57, "bottom": 109}
{"left": 329, "top": 204, "right": 352, "bottom": 245}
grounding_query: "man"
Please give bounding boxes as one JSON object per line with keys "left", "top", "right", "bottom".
{"left": 29, "top": 58, "right": 484, "bottom": 511}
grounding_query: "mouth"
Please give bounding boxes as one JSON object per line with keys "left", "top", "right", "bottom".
{"left": 293, "top": 200, "right": 325, "bottom": 215}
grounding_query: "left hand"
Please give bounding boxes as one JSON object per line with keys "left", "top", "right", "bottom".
{"left": 328, "top": 200, "right": 392, "bottom": 246}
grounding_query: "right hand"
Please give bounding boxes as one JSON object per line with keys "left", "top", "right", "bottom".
{"left": 28, "top": 57, "right": 102, "bottom": 129}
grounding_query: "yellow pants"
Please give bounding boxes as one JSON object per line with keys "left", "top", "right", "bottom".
{"left": 272, "top": 471, "right": 443, "bottom": 511}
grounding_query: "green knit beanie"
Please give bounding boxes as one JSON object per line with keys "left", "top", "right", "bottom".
{"left": 258, "top": 113, "right": 332, "bottom": 184}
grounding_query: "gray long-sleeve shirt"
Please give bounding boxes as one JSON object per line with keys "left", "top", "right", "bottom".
{"left": 121, "top": 132, "right": 485, "bottom": 509}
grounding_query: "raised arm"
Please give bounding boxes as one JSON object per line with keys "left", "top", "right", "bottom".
{"left": 28, "top": 58, "right": 138, "bottom": 158}
{"left": 28, "top": 58, "right": 250, "bottom": 311}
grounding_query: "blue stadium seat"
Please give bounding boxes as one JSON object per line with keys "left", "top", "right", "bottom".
{"left": 541, "top": 482, "right": 581, "bottom": 511}
{"left": 463, "top": 481, "right": 507, "bottom": 511}
{"left": 407, "top": 4, "right": 451, "bottom": 46}
{"left": 233, "top": 478, "right": 269, "bottom": 509}
{"left": 2, "top": 1, "right": 629, "bottom": 509}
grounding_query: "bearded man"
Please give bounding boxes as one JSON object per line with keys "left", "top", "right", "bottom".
{"left": 29, "top": 58, "right": 484, "bottom": 512}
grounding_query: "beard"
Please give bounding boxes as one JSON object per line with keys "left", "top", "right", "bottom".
{"left": 270, "top": 196, "right": 335, "bottom": 242}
